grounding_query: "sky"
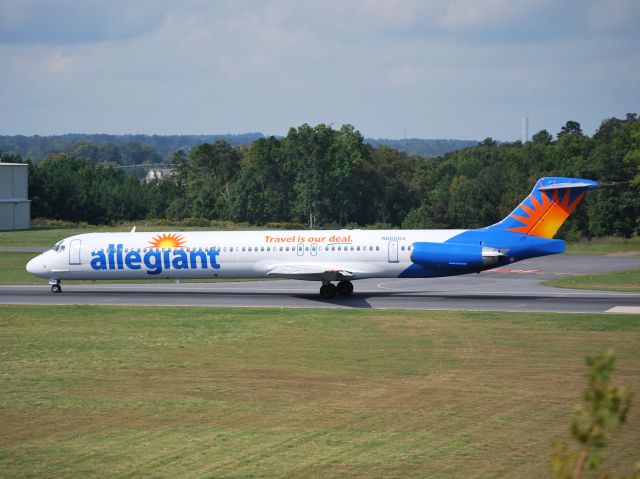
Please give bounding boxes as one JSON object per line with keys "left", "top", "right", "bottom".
{"left": 0, "top": 0, "right": 638, "bottom": 141}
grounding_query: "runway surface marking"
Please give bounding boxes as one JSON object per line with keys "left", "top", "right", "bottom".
{"left": 372, "top": 281, "right": 637, "bottom": 297}
{"left": 483, "top": 268, "right": 542, "bottom": 274}
{"left": 482, "top": 269, "right": 574, "bottom": 275}
{"left": 606, "top": 306, "right": 640, "bottom": 314}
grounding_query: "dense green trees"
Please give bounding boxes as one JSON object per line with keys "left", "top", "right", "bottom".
{"left": 0, "top": 133, "right": 263, "bottom": 164}
{"left": 230, "top": 136, "right": 295, "bottom": 225}
{"left": 403, "top": 114, "right": 640, "bottom": 238}
{"left": 28, "top": 153, "right": 148, "bottom": 224}
{"left": 186, "top": 141, "right": 241, "bottom": 219}
{"left": 0, "top": 133, "right": 474, "bottom": 163}
{"left": 227, "top": 124, "right": 419, "bottom": 228}
{"left": 3, "top": 114, "right": 638, "bottom": 237}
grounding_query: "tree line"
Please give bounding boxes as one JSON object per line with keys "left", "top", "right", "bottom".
{"left": 404, "top": 115, "right": 640, "bottom": 238}
{"left": 0, "top": 133, "right": 476, "bottom": 167}
{"left": 1, "top": 114, "right": 638, "bottom": 237}
{"left": 0, "top": 133, "right": 263, "bottom": 165}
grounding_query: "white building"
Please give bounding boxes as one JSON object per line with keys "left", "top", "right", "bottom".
{"left": 144, "top": 168, "right": 174, "bottom": 184}
{"left": 0, "top": 163, "right": 30, "bottom": 230}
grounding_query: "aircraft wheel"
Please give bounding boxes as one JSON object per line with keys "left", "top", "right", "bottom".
{"left": 337, "top": 280, "right": 353, "bottom": 296}
{"left": 320, "top": 283, "right": 337, "bottom": 299}
{"left": 51, "top": 284, "right": 62, "bottom": 294}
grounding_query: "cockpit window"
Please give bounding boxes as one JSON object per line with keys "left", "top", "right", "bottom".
{"left": 50, "top": 241, "right": 64, "bottom": 252}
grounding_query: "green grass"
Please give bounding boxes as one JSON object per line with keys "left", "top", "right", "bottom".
{"left": 0, "top": 251, "right": 39, "bottom": 283}
{"left": 0, "top": 226, "right": 104, "bottom": 247}
{"left": 545, "top": 268, "right": 640, "bottom": 292}
{"left": 0, "top": 225, "right": 218, "bottom": 248}
{"left": 1, "top": 306, "right": 639, "bottom": 478}
{"left": 565, "top": 236, "right": 640, "bottom": 255}
{"left": 0, "top": 221, "right": 290, "bottom": 248}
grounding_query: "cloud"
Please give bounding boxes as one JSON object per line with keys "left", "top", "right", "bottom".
{"left": 0, "top": 0, "right": 169, "bottom": 44}
{"left": 438, "top": 0, "right": 526, "bottom": 31}
{"left": 0, "top": 0, "right": 638, "bottom": 139}
{"left": 585, "top": 0, "right": 640, "bottom": 36}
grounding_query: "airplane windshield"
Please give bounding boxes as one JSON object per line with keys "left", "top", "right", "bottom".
{"left": 50, "top": 241, "right": 65, "bottom": 252}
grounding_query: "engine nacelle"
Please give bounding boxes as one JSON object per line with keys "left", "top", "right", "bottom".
{"left": 411, "top": 242, "right": 509, "bottom": 270}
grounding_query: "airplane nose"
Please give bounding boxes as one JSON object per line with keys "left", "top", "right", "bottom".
{"left": 26, "top": 255, "right": 44, "bottom": 275}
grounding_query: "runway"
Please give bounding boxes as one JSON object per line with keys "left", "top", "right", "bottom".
{"left": 3, "top": 255, "right": 639, "bottom": 313}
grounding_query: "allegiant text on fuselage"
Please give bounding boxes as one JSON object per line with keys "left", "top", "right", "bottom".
{"left": 90, "top": 244, "right": 221, "bottom": 275}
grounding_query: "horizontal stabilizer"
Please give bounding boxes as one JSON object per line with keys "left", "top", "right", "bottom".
{"left": 537, "top": 181, "right": 597, "bottom": 191}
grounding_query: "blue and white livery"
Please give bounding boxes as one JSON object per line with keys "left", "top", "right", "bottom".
{"left": 26, "top": 177, "right": 598, "bottom": 297}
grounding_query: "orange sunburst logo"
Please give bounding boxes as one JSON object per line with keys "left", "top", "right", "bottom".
{"left": 148, "top": 233, "right": 186, "bottom": 248}
{"left": 507, "top": 189, "right": 586, "bottom": 238}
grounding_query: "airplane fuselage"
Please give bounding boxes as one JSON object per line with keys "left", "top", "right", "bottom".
{"left": 25, "top": 177, "right": 599, "bottom": 297}
{"left": 27, "top": 228, "right": 473, "bottom": 282}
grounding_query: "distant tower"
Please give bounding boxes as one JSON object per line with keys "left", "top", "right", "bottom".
{"left": 521, "top": 115, "right": 529, "bottom": 144}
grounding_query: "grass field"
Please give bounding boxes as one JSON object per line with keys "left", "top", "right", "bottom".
{"left": 0, "top": 251, "right": 39, "bottom": 284}
{"left": 0, "top": 226, "right": 105, "bottom": 247}
{"left": 1, "top": 306, "right": 639, "bottom": 478}
{"left": 564, "top": 236, "right": 640, "bottom": 255}
{"left": 0, "top": 225, "right": 213, "bottom": 248}
{"left": 0, "top": 224, "right": 262, "bottom": 248}
{"left": 545, "top": 268, "right": 640, "bottom": 293}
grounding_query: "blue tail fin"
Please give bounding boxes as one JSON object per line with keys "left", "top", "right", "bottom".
{"left": 490, "top": 177, "right": 598, "bottom": 238}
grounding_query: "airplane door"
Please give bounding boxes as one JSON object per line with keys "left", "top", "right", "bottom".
{"left": 297, "top": 243, "right": 304, "bottom": 256}
{"left": 69, "top": 239, "right": 82, "bottom": 265}
{"left": 310, "top": 243, "right": 318, "bottom": 256}
{"left": 388, "top": 241, "right": 399, "bottom": 263}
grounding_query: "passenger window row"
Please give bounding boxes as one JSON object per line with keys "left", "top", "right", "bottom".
{"left": 90, "top": 244, "right": 415, "bottom": 254}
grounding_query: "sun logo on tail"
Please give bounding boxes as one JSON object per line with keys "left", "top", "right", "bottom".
{"left": 507, "top": 189, "right": 586, "bottom": 238}
{"left": 148, "top": 233, "right": 186, "bottom": 248}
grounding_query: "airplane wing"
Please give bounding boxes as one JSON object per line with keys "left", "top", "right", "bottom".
{"left": 264, "top": 263, "right": 359, "bottom": 282}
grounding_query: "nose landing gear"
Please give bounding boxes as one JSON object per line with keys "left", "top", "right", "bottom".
{"left": 49, "top": 279, "right": 62, "bottom": 293}
{"left": 319, "top": 280, "right": 353, "bottom": 298}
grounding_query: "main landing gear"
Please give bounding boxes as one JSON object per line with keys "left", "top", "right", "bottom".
{"left": 49, "top": 279, "right": 62, "bottom": 293}
{"left": 319, "top": 280, "right": 353, "bottom": 299}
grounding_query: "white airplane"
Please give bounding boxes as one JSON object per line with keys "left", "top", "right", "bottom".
{"left": 26, "top": 177, "right": 597, "bottom": 298}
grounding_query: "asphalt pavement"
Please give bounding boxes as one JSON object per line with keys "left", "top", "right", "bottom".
{"left": 2, "top": 254, "right": 639, "bottom": 313}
